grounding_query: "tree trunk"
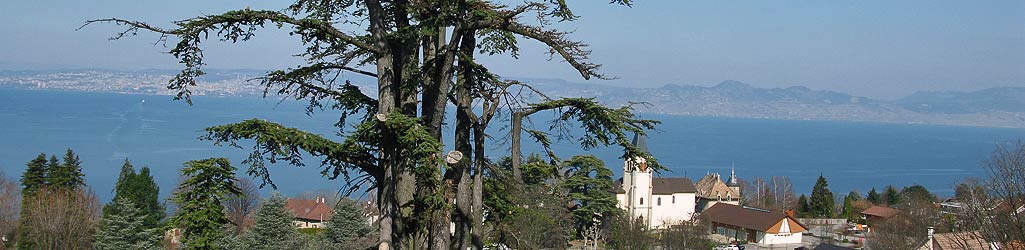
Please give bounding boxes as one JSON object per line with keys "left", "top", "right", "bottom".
{"left": 368, "top": 1, "right": 399, "bottom": 248}
{"left": 451, "top": 29, "right": 477, "bottom": 250}
{"left": 510, "top": 111, "right": 523, "bottom": 182}
{"left": 471, "top": 125, "right": 486, "bottom": 248}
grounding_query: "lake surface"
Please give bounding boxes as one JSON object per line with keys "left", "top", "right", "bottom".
{"left": 0, "top": 88, "right": 1021, "bottom": 201}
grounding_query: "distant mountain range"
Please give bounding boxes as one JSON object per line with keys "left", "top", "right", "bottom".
{"left": 1, "top": 69, "right": 1023, "bottom": 128}
{"left": 518, "top": 78, "right": 1025, "bottom": 128}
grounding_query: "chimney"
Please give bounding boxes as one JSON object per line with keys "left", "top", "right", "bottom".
{"left": 927, "top": 227, "right": 935, "bottom": 250}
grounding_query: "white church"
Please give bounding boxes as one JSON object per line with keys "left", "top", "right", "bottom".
{"left": 614, "top": 133, "right": 742, "bottom": 229}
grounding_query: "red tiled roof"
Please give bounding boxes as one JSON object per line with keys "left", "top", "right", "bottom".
{"left": 861, "top": 205, "right": 899, "bottom": 218}
{"left": 286, "top": 198, "right": 333, "bottom": 221}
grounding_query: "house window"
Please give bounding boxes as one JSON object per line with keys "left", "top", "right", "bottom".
{"left": 657, "top": 197, "right": 662, "bottom": 206}
{"left": 640, "top": 198, "right": 644, "bottom": 205}
{"left": 672, "top": 196, "right": 676, "bottom": 204}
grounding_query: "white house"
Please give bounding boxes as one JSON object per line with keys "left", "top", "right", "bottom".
{"left": 615, "top": 134, "right": 697, "bottom": 229}
{"left": 285, "top": 197, "right": 333, "bottom": 229}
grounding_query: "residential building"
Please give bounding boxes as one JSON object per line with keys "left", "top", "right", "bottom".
{"left": 694, "top": 167, "right": 741, "bottom": 212}
{"left": 917, "top": 227, "right": 1000, "bottom": 250}
{"left": 285, "top": 197, "right": 333, "bottom": 229}
{"left": 703, "top": 203, "right": 807, "bottom": 246}
{"left": 860, "top": 205, "right": 899, "bottom": 224}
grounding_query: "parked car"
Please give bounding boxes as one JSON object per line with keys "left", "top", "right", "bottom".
{"left": 713, "top": 244, "right": 745, "bottom": 250}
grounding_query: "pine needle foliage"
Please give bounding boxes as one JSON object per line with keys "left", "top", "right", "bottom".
{"left": 242, "top": 192, "right": 298, "bottom": 250}
{"left": 94, "top": 198, "right": 161, "bottom": 250}
{"left": 170, "top": 158, "right": 241, "bottom": 250}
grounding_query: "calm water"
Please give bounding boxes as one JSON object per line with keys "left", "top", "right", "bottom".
{"left": 0, "top": 89, "right": 1021, "bottom": 201}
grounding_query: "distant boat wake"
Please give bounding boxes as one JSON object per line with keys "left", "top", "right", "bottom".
{"left": 106, "top": 99, "right": 146, "bottom": 160}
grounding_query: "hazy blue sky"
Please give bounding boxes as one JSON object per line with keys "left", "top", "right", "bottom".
{"left": 1, "top": 1, "right": 1022, "bottom": 99}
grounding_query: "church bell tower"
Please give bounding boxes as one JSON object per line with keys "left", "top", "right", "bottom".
{"left": 624, "top": 133, "right": 653, "bottom": 223}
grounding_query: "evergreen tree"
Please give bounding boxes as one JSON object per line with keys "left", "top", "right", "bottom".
{"left": 883, "top": 185, "right": 900, "bottom": 206}
{"left": 797, "top": 194, "right": 810, "bottom": 217}
{"left": 809, "top": 175, "right": 835, "bottom": 218}
{"left": 170, "top": 158, "right": 240, "bottom": 250}
{"left": 841, "top": 193, "right": 857, "bottom": 221}
{"left": 900, "top": 184, "right": 936, "bottom": 205}
{"left": 326, "top": 198, "right": 371, "bottom": 244}
{"left": 88, "top": 1, "right": 662, "bottom": 248}
{"left": 59, "top": 149, "right": 86, "bottom": 189}
{"left": 94, "top": 198, "right": 161, "bottom": 250}
{"left": 105, "top": 160, "right": 165, "bottom": 229}
{"left": 43, "top": 155, "right": 61, "bottom": 188}
{"left": 867, "top": 187, "right": 881, "bottom": 205}
{"left": 242, "top": 192, "right": 298, "bottom": 250}
{"left": 16, "top": 153, "right": 48, "bottom": 250}
{"left": 114, "top": 159, "right": 137, "bottom": 193}
{"left": 20, "top": 153, "right": 48, "bottom": 195}
{"left": 559, "top": 155, "right": 618, "bottom": 233}
{"left": 133, "top": 167, "right": 164, "bottom": 227}
{"left": 104, "top": 159, "right": 137, "bottom": 217}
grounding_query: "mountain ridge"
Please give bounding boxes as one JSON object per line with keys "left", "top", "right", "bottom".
{"left": 1, "top": 70, "right": 1022, "bottom": 128}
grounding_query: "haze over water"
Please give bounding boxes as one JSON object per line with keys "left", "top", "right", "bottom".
{"left": 0, "top": 88, "right": 1021, "bottom": 201}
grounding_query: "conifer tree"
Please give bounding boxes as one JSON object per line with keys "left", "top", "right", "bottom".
{"left": 105, "top": 160, "right": 164, "bottom": 228}
{"left": 867, "top": 187, "right": 881, "bottom": 205}
{"left": 43, "top": 155, "right": 60, "bottom": 187}
{"left": 899, "top": 184, "right": 935, "bottom": 205}
{"left": 242, "top": 192, "right": 298, "bottom": 250}
{"left": 133, "top": 167, "right": 164, "bottom": 227}
{"left": 94, "top": 198, "right": 161, "bottom": 250}
{"left": 560, "top": 155, "right": 618, "bottom": 234}
{"left": 42, "top": 150, "right": 86, "bottom": 191}
{"left": 87, "top": 1, "right": 660, "bottom": 249}
{"left": 326, "top": 198, "right": 371, "bottom": 245}
{"left": 797, "top": 194, "right": 810, "bottom": 217}
{"left": 59, "top": 149, "right": 86, "bottom": 189}
{"left": 883, "top": 185, "right": 900, "bottom": 206}
{"left": 841, "top": 192, "right": 857, "bottom": 221}
{"left": 20, "top": 154, "right": 48, "bottom": 195}
{"left": 16, "top": 153, "right": 48, "bottom": 250}
{"left": 809, "top": 175, "right": 835, "bottom": 218}
{"left": 170, "top": 158, "right": 240, "bottom": 250}
{"left": 104, "top": 159, "right": 137, "bottom": 217}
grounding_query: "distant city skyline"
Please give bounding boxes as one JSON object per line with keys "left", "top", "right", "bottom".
{"left": 1, "top": 0, "right": 1022, "bottom": 99}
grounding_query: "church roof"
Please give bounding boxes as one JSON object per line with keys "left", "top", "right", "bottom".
{"left": 694, "top": 173, "right": 740, "bottom": 199}
{"left": 726, "top": 167, "right": 740, "bottom": 187}
{"left": 612, "top": 177, "right": 696, "bottom": 195}
{"left": 652, "top": 178, "right": 696, "bottom": 194}
{"left": 631, "top": 133, "right": 649, "bottom": 153}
